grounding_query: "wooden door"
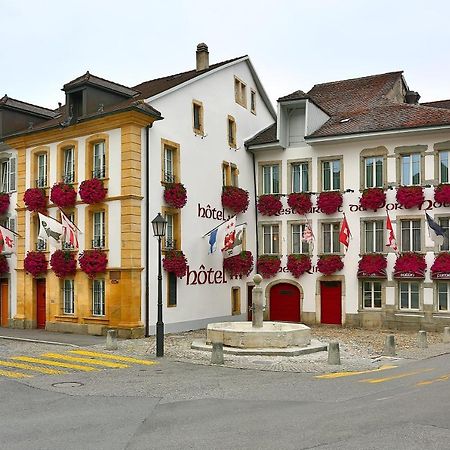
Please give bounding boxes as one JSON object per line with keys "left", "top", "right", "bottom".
{"left": 36, "top": 279, "right": 46, "bottom": 329}
{"left": 320, "top": 281, "right": 342, "bottom": 325}
{"left": 0, "top": 280, "right": 8, "bottom": 327}
{"left": 270, "top": 283, "right": 301, "bottom": 322}
{"left": 247, "top": 285, "right": 253, "bottom": 321}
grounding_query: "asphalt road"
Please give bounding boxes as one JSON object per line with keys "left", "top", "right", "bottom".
{"left": 0, "top": 340, "right": 449, "bottom": 450}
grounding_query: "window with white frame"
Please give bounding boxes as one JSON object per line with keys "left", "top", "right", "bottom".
{"left": 92, "top": 279, "right": 105, "bottom": 316}
{"left": 62, "top": 279, "right": 74, "bottom": 314}
{"left": 399, "top": 281, "right": 420, "bottom": 310}
{"left": 92, "top": 142, "right": 106, "bottom": 178}
{"left": 439, "top": 151, "right": 449, "bottom": 184}
{"left": 437, "top": 282, "right": 450, "bottom": 311}
{"left": 63, "top": 147, "right": 75, "bottom": 183}
{"left": 262, "top": 164, "right": 280, "bottom": 194}
{"left": 364, "top": 156, "right": 383, "bottom": 188}
{"left": 291, "top": 223, "right": 309, "bottom": 254}
{"left": 400, "top": 219, "right": 421, "bottom": 252}
{"left": 163, "top": 145, "right": 175, "bottom": 183}
{"left": 322, "top": 222, "right": 340, "bottom": 253}
{"left": 164, "top": 213, "right": 175, "bottom": 249}
{"left": 401, "top": 153, "right": 421, "bottom": 185}
{"left": 37, "top": 153, "right": 47, "bottom": 188}
{"left": 0, "top": 157, "right": 14, "bottom": 193}
{"left": 291, "top": 162, "right": 309, "bottom": 193}
{"left": 322, "top": 159, "right": 340, "bottom": 191}
{"left": 363, "top": 281, "right": 382, "bottom": 308}
{"left": 92, "top": 211, "right": 105, "bottom": 248}
{"left": 364, "top": 220, "right": 384, "bottom": 253}
{"left": 439, "top": 217, "right": 449, "bottom": 251}
{"left": 262, "top": 224, "right": 279, "bottom": 254}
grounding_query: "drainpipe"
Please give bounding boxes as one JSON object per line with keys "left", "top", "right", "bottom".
{"left": 252, "top": 151, "right": 259, "bottom": 261}
{"left": 145, "top": 125, "right": 151, "bottom": 337}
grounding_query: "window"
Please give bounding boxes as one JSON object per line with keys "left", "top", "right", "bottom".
{"left": 363, "top": 220, "right": 384, "bottom": 253}
{"left": 322, "top": 222, "right": 340, "bottom": 253}
{"left": 363, "top": 281, "right": 382, "bottom": 308}
{"left": 262, "top": 164, "right": 280, "bottom": 194}
{"left": 231, "top": 165, "right": 238, "bottom": 187}
{"left": 163, "top": 209, "right": 180, "bottom": 251}
{"left": 322, "top": 159, "right": 340, "bottom": 191}
{"left": 291, "top": 223, "right": 310, "bottom": 254}
{"left": 92, "top": 279, "right": 105, "bottom": 316}
{"left": 439, "top": 151, "right": 449, "bottom": 184}
{"left": 92, "top": 142, "right": 106, "bottom": 179}
{"left": 222, "top": 162, "right": 238, "bottom": 187}
{"left": 37, "top": 153, "right": 47, "bottom": 188}
{"left": 262, "top": 224, "right": 279, "bottom": 254}
{"left": 63, "top": 147, "right": 75, "bottom": 183}
{"left": 234, "top": 77, "right": 247, "bottom": 108}
{"left": 291, "top": 162, "right": 309, "bottom": 193}
{"left": 401, "top": 153, "right": 421, "bottom": 185}
{"left": 400, "top": 219, "right": 421, "bottom": 252}
{"left": 62, "top": 279, "right": 74, "bottom": 314}
{"left": 62, "top": 212, "right": 76, "bottom": 250}
{"left": 165, "top": 213, "right": 175, "bottom": 250}
{"left": 231, "top": 287, "right": 241, "bottom": 315}
{"left": 35, "top": 216, "right": 46, "bottom": 251}
{"left": 168, "top": 272, "right": 177, "bottom": 307}
{"left": 0, "top": 157, "right": 15, "bottom": 193}
{"left": 399, "top": 281, "right": 420, "bottom": 310}
{"left": 227, "top": 116, "right": 236, "bottom": 148}
{"left": 364, "top": 156, "right": 383, "bottom": 188}
{"left": 250, "top": 90, "right": 256, "bottom": 114}
{"left": 193, "top": 101, "right": 204, "bottom": 134}
{"left": 92, "top": 211, "right": 105, "bottom": 248}
{"left": 438, "top": 282, "right": 450, "bottom": 311}
{"left": 439, "top": 218, "right": 449, "bottom": 251}
{"left": 163, "top": 146, "right": 175, "bottom": 183}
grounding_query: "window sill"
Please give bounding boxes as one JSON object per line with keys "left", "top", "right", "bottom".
{"left": 318, "top": 253, "right": 344, "bottom": 257}
{"left": 193, "top": 129, "right": 205, "bottom": 137}
{"left": 54, "top": 315, "right": 78, "bottom": 322}
{"left": 83, "top": 316, "right": 109, "bottom": 322}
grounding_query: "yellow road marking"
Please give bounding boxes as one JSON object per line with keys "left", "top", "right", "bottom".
{"left": 69, "top": 350, "right": 157, "bottom": 366}
{"left": 0, "top": 360, "right": 67, "bottom": 375}
{"left": 359, "top": 368, "right": 434, "bottom": 384}
{"left": 315, "top": 365, "right": 397, "bottom": 379}
{"left": 0, "top": 369, "right": 33, "bottom": 379}
{"left": 12, "top": 356, "right": 99, "bottom": 372}
{"left": 41, "top": 353, "right": 129, "bottom": 368}
{"left": 416, "top": 373, "right": 450, "bottom": 387}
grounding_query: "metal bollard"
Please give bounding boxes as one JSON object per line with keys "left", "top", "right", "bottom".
{"left": 106, "top": 329, "right": 118, "bottom": 350}
{"left": 443, "top": 327, "right": 450, "bottom": 344}
{"left": 417, "top": 330, "right": 428, "bottom": 349}
{"left": 211, "top": 342, "right": 224, "bottom": 365}
{"left": 327, "top": 341, "right": 341, "bottom": 365}
{"left": 382, "top": 334, "right": 396, "bottom": 356}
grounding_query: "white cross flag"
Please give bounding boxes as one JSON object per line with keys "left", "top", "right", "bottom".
{"left": 223, "top": 224, "right": 245, "bottom": 259}
{"left": 38, "top": 213, "right": 63, "bottom": 250}
{"left": 0, "top": 225, "right": 16, "bottom": 254}
{"left": 61, "top": 210, "right": 80, "bottom": 249}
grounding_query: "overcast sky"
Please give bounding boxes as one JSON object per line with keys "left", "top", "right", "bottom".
{"left": 1, "top": 0, "right": 449, "bottom": 109}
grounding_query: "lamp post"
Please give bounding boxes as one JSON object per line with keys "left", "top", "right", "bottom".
{"left": 151, "top": 213, "right": 167, "bottom": 357}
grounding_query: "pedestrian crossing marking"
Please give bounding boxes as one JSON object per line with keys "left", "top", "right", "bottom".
{"left": 0, "top": 369, "right": 33, "bottom": 379}
{"left": 69, "top": 350, "right": 157, "bottom": 366}
{"left": 12, "top": 356, "right": 100, "bottom": 372}
{"left": 315, "top": 365, "right": 397, "bottom": 379}
{"left": 0, "top": 360, "right": 67, "bottom": 375}
{"left": 416, "top": 373, "right": 450, "bottom": 386}
{"left": 359, "top": 368, "right": 434, "bottom": 384}
{"left": 41, "top": 353, "right": 129, "bottom": 368}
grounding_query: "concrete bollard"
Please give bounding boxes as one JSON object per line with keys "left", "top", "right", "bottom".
{"left": 327, "top": 341, "right": 341, "bottom": 365}
{"left": 106, "top": 329, "right": 118, "bottom": 350}
{"left": 443, "top": 327, "right": 450, "bottom": 344}
{"left": 211, "top": 342, "right": 224, "bottom": 365}
{"left": 417, "top": 330, "right": 428, "bottom": 349}
{"left": 383, "top": 334, "right": 396, "bottom": 356}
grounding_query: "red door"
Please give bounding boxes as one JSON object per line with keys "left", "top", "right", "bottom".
{"left": 270, "top": 283, "right": 300, "bottom": 322}
{"left": 247, "top": 285, "right": 253, "bottom": 321}
{"left": 36, "top": 280, "right": 46, "bottom": 329}
{"left": 320, "top": 281, "right": 342, "bottom": 325}
{"left": 0, "top": 280, "right": 8, "bottom": 327}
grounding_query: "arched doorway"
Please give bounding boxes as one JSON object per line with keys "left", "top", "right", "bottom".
{"left": 270, "top": 283, "right": 301, "bottom": 322}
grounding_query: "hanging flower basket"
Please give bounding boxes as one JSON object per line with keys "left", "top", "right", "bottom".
{"left": 163, "top": 250, "right": 188, "bottom": 278}
{"left": 50, "top": 250, "right": 77, "bottom": 278}
{"left": 317, "top": 191, "right": 343, "bottom": 215}
{"left": 24, "top": 251, "right": 48, "bottom": 278}
{"left": 223, "top": 251, "right": 253, "bottom": 278}
{"left": 431, "top": 252, "right": 450, "bottom": 279}
{"left": 163, "top": 183, "right": 187, "bottom": 209}
{"left": 287, "top": 193, "right": 312, "bottom": 215}
{"left": 257, "top": 254, "right": 281, "bottom": 279}
{"left": 50, "top": 182, "right": 77, "bottom": 208}
{"left": 396, "top": 185, "right": 424, "bottom": 209}
{"left": 23, "top": 188, "right": 47, "bottom": 213}
{"left": 393, "top": 252, "right": 426, "bottom": 279}
{"left": 357, "top": 254, "right": 387, "bottom": 278}
{"left": 359, "top": 188, "right": 386, "bottom": 212}
{"left": 0, "top": 193, "right": 10, "bottom": 215}
{"left": 79, "top": 249, "right": 108, "bottom": 278}
{"left": 79, "top": 178, "right": 107, "bottom": 204}
{"left": 287, "top": 254, "right": 311, "bottom": 278}
{"left": 0, "top": 255, "right": 9, "bottom": 274}
{"left": 257, "top": 194, "right": 282, "bottom": 216}
{"left": 434, "top": 184, "right": 450, "bottom": 204}
{"left": 221, "top": 186, "right": 249, "bottom": 214}
{"left": 317, "top": 255, "right": 344, "bottom": 276}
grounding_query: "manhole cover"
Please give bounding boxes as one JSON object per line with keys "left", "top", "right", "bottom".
{"left": 51, "top": 382, "right": 84, "bottom": 388}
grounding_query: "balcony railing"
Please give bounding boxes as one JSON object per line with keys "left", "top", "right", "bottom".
{"left": 35, "top": 177, "right": 48, "bottom": 188}
{"left": 92, "top": 237, "right": 105, "bottom": 249}
{"left": 164, "top": 238, "right": 176, "bottom": 250}
{"left": 62, "top": 241, "right": 75, "bottom": 251}
{"left": 36, "top": 240, "right": 47, "bottom": 252}
{"left": 92, "top": 166, "right": 106, "bottom": 179}
{"left": 163, "top": 171, "right": 175, "bottom": 183}
{"left": 62, "top": 172, "right": 75, "bottom": 184}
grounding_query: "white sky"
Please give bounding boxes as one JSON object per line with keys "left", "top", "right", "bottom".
{"left": 1, "top": 0, "right": 449, "bottom": 109}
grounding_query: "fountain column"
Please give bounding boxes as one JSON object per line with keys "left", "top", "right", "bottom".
{"left": 252, "top": 274, "right": 264, "bottom": 328}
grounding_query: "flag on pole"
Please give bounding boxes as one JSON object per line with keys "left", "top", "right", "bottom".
{"left": 38, "top": 213, "right": 63, "bottom": 249}
{"left": 0, "top": 225, "right": 16, "bottom": 253}
{"left": 426, "top": 212, "right": 446, "bottom": 246}
{"left": 206, "top": 216, "right": 236, "bottom": 254}
{"left": 302, "top": 221, "right": 314, "bottom": 243}
{"left": 222, "top": 217, "right": 236, "bottom": 252}
{"left": 223, "top": 224, "right": 245, "bottom": 259}
{"left": 61, "top": 210, "right": 79, "bottom": 249}
{"left": 386, "top": 212, "right": 398, "bottom": 253}
{"left": 339, "top": 215, "right": 351, "bottom": 250}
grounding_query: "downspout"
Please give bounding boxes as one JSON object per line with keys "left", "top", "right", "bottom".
{"left": 252, "top": 151, "right": 259, "bottom": 262}
{"left": 145, "top": 124, "right": 151, "bottom": 337}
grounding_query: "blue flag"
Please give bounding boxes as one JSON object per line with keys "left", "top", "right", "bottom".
{"left": 208, "top": 229, "right": 218, "bottom": 254}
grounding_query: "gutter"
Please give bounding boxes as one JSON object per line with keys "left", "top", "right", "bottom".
{"left": 145, "top": 124, "right": 151, "bottom": 337}
{"left": 251, "top": 152, "right": 259, "bottom": 262}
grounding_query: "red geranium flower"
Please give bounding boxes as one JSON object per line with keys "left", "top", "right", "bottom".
{"left": 287, "top": 254, "right": 311, "bottom": 278}
{"left": 0, "top": 193, "right": 10, "bottom": 215}
{"left": 431, "top": 252, "right": 450, "bottom": 278}
{"left": 0, "top": 255, "right": 9, "bottom": 274}
{"left": 394, "top": 252, "right": 426, "bottom": 278}
{"left": 357, "top": 254, "right": 387, "bottom": 277}
{"left": 23, "top": 188, "right": 47, "bottom": 213}
{"left": 50, "top": 250, "right": 77, "bottom": 278}
{"left": 79, "top": 249, "right": 108, "bottom": 278}
{"left": 24, "top": 251, "right": 48, "bottom": 277}
{"left": 163, "top": 250, "right": 188, "bottom": 278}
{"left": 221, "top": 186, "right": 249, "bottom": 214}
{"left": 50, "top": 182, "right": 77, "bottom": 208}
{"left": 257, "top": 194, "right": 282, "bottom": 216}
{"left": 396, "top": 186, "right": 424, "bottom": 209}
{"left": 317, "top": 191, "right": 343, "bottom": 215}
{"left": 257, "top": 254, "right": 281, "bottom": 278}
{"left": 164, "top": 183, "right": 187, "bottom": 209}
{"left": 434, "top": 184, "right": 450, "bottom": 204}
{"left": 223, "top": 251, "right": 253, "bottom": 278}
{"left": 288, "top": 193, "right": 312, "bottom": 215}
{"left": 79, "top": 179, "right": 107, "bottom": 204}
{"left": 359, "top": 188, "right": 386, "bottom": 212}
{"left": 317, "top": 255, "right": 344, "bottom": 276}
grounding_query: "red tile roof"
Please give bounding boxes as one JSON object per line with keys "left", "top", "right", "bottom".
{"left": 421, "top": 99, "right": 450, "bottom": 110}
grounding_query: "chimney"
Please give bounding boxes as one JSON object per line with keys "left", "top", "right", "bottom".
{"left": 196, "top": 43, "right": 209, "bottom": 72}
{"left": 405, "top": 90, "right": 421, "bottom": 105}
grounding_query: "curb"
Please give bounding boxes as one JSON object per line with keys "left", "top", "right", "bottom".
{"left": 0, "top": 335, "right": 79, "bottom": 347}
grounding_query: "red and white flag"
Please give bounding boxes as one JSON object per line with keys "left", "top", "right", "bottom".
{"left": 0, "top": 225, "right": 16, "bottom": 253}
{"left": 302, "top": 221, "right": 315, "bottom": 243}
{"left": 339, "top": 215, "right": 351, "bottom": 250}
{"left": 386, "top": 212, "right": 398, "bottom": 253}
{"left": 221, "top": 217, "right": 236, "bottom": 253}
{"left": 61, "top": 211, "right": 79, "bottom": 249}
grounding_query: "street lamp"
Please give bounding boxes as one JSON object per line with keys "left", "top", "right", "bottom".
{"left": 151, "top": 213, "right": 167, "bottom": 357}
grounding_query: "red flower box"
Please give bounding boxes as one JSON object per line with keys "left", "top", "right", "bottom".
{"left": 396, "top": 186, "right": 424, "bottom": 209}
{"left": 394, "top": 252, "right": 426, "bottom": 279}
{"left": 257, "top": 194, "right": 282, "bottom": 216}
{"left": 223, "top": 251, "right": 253, "bottom": 278}
{"left": 287, "top": 193, "right": 312, "bottom": 215}
{"left": 79, "top": 249, "right": 108, "bottom": 278}
{"left": 164, "top": 183, "right": 187, "bottom": 209}
{"left": 23, "top": 188, "right": 47, "bottom": 213}
{"left": 287, "top": 254, "right": 311, "bottom": 278}
{"left": 0, "top": 193, "right": 10, "bottom": 215}
{"left": 221, "top": 186, "right": 249, "bottom": 214}
{"left": 163, "top": 250, "right": 188, "bottom": 278}
{"left": 50, "top": 182, "right": 77, "bottom": 208}
{"left": 431, "top": 252, "right": 450, "bottom": 279}
{"left": 79, "top": 178, "right": 107, "bottom": 204}
{"left": 0, "top": 255, "right": 9, "bottom": 274}
{"left": 24, "top": 251, "right": 47, "bottom": 277}
{"left": 50, "top": 250, "right": 77, "bottom": 278}
{"left": 317, "top": 255, "right": 344, "bottom": 276}
{"left": 434, "top": 184, "right": 450, "bottom": 204}
{"left": 359, "top": 188, "right": 386, "bottom": 212}
{"left": 357, "top": 254, "right": 387, "bottom": 278}
{"left": 257, "top": 254, "right": 281, "bottom": 279}
{"left": 317, "top": 191, "right": 343, "bottom": 215}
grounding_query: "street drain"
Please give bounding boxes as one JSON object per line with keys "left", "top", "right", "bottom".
{"left": 51, "top": 382, "right": 84, "bottom": 388}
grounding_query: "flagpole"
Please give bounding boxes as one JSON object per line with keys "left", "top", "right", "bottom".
{"left": 0, "top": 225, "right": 20, "bottom": 237}
{"left": 201, "top": 215, "right": 237, "bottom": 238}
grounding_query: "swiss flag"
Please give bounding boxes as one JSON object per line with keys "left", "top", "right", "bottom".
{"left": 386, "top": 212, "right": 398, "bottom": 253}
{"left": 339, "top": 216, "right": 351, "bottom": 249}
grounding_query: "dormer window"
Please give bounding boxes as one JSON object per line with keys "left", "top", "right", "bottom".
{"left": 68, "top": 91, "right": 83, "bottom": 118}
{"left": 92, "top": 142, "right": 106, "bottom": 179}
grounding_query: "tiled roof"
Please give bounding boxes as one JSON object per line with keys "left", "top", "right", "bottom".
{"left": 246, "top": 123, "right": 277, "bottom": 146}
{"left": 0, "top": 95, "right": 57, "bottom": 118}
{"left": 277, "top": 90, "right": 309, "bottom": 102}
{"left": 421, "top": 99, "right": 450, "bottom": 110}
